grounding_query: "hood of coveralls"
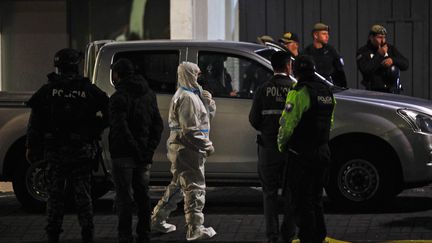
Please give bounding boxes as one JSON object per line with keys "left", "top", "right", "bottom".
{"left": 177, "top": 62, "right": 201, "bottom": 92}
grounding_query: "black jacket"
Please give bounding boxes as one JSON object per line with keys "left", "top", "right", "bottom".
{"left": 109, "top": 74, "right": 163, "bottom": 164}
{"left": 249, "top": 74, "right": 295, "bottom": 148}
{"left": 26, "top": 72, "right": 109, "bottom": 151}
{"left": 356, "top": 41, "right": 409, "bottom": 91}
{"left": 289, "top": 76, "right": 334, "bottom": 154}
{"left": 302, "top": 44, "right": 347, "bottom": 88}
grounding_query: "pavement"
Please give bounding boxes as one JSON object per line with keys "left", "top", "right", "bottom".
{"left": 1, "top": 183, "right": 432, "bottom": 243}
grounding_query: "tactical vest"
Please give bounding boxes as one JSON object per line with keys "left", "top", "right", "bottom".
{"left": 289, "top": 77, "right": 334, "bottom": 153}
{"left": 45, "top": 76, "right": 96, "bottom": 140}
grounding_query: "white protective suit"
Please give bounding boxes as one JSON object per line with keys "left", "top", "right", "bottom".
{"left": 151, "top": 62, "right": 216, "bottom": 241}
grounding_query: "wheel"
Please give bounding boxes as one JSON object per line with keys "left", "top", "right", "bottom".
{"left": 325, "top": 143, "right": 401, "bottom": 209}
{"left": 13, "top": 160, "right": 47, "bottom": 212}
{"left": 13, "top": 159, "right": 111, "bottom": 212}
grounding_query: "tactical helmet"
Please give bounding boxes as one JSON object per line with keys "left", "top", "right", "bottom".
{"left": 293, "top": 55, "right": 316, "bottom": 77}
{"left": 111, "top": 58, "right": 135, "bottom": 77}
{"left": 54, "top": 48, "right": 82, "bottom": 69}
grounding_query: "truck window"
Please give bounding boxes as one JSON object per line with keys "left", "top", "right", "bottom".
{"left": 198, "top": 51, "right": 273, "bottom": 99}
{"left": 113, "top": 50, "right": 179, "bottom": 94}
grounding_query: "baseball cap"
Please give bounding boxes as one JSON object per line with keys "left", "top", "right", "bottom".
{"left": 279, "top": 32, "right": 300, "bottom": 44}
{"left": 369, "top": 24, "right": 387, "bottom": 36}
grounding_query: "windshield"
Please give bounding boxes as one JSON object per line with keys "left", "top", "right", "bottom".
{"left": 255, "top": 48, "right": 277, "bottom": 61}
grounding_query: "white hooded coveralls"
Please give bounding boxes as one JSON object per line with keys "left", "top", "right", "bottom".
{"left": 152, "top": 62, "right": 216, "bottom": 240}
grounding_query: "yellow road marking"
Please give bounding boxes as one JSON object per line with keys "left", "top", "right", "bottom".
{"left": 292, "top": 237, "right": 351, "bottom": 243}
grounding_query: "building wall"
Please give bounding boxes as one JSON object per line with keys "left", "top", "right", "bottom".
{"left": 0, "top": 1, "right": 68, "bottom": 91}
{"left": 239, "top": 0, "right": 431, "bottom": 99}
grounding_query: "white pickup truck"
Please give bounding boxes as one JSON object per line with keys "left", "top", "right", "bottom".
{"left": 2, "top": 40, "right": 432, "bottom": 211}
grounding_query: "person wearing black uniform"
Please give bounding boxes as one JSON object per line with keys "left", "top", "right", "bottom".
{"left": 278, "top": 55, "right": 336, "bottom": 243}
{"left": 109, "top": 58, "right": 164, "bottom": 243}
{"left": 26, "top": 48, "right": 109, "bottom": 243}
{"left": 302, "top": 23, "right": 347, "bottom": 87}
{"left": 249, "top": 51, "right": 296, "bottom": 243}
{"left": 356, "top": 24, "right": 409, "bottom": 93}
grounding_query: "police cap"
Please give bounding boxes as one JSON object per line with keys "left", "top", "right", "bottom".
{"left": 54, "top": 48, "right": 82, "bottom": 68}
{"left": 279, "top": 32, "right": 300, "bottom": 44}
{"left": 111, "top": 58, "right": 135, "bottom": 77}
{"left": 257, "top": 35, "right": 274, "bottom": 44}
{"left": 369, "top": 24, "right": 387, "bottom": 36}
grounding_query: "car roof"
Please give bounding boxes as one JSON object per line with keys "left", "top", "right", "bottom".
{"left": 102, "top": 40, "right": 267, "bottom": 53}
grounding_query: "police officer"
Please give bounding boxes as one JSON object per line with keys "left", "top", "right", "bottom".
{"left": 278, "top": 55, "right": 335, "bottom": 243}
{"left": 26, "top": 48, "right": 109, "bottom": 243}
{"left": 302, "top": 23, "right": 347, "bottom": 87}
{"left": 249, "top": 51, "right": 296, "bottom": 243}
{"left": 279, "top": 32, "right": 300, "bottom": 58}
{"left": 356, "top": 24, "right": 409, "bottom": 93}
{"left": 109, "top": 58, "right": 164, "bottom": 243}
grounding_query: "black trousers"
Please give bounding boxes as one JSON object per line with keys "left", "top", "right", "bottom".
{"left": 258, "top": 144, "right": 296, "bottom": 242}
{"left": 289, "top": 145, "right": 330, "bottom": 243}
{"left": 112, "top": 157, "right": 151, "bottom": 243}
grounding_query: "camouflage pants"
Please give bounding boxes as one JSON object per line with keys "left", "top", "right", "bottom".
{"left": 45, "top": 146, "right": 94, "bottom": 237}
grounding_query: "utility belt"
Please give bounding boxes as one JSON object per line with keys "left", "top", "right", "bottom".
{"left": 44, "top": 132, "right": 95, "bottom": 146}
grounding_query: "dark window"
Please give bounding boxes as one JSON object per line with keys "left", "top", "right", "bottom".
{"left": 198, "top": 51, "right": 273, "bottom": 99}
{"left": 113, "top": 50, "right": 179, "bottom": 94}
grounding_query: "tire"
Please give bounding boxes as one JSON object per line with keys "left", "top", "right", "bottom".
{"left": 325, "top": 143, "right": 401, "bottom": 209}
{"left": 13, "top": 160, "right": 48, "bottom": 212}
{"left": 13, "top": 158, "right": 111, "bottom": 212}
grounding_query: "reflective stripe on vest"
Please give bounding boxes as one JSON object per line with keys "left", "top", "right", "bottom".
{"left": 261, "top": 109, "right": 283, "bottom": 115}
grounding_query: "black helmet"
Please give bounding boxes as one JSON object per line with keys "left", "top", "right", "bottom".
{"left": 54, "top": 48, "right": 82, "bottom": 69}
{"left": 111, "top": 58, "right": 135, "bottom": 78}
{"left": 293, "top": 55, "right": 316, "bottom": 77}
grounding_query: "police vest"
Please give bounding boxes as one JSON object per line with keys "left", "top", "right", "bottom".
{"left": 259, "top": 75, "right": 293, "bottom": 137}
{"left": 289, "top": 77, "right": 334, "bottom": 153}
{"left": 46, "top": 76, "right": 96, "bottom": 138}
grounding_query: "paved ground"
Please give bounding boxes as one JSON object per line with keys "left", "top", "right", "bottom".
{"left": 1, "top": 182, "right": 432, "bottom": 243}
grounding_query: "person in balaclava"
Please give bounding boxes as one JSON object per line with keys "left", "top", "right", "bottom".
{"left": 151, "top": 62, "right": 217, "bottom": 241}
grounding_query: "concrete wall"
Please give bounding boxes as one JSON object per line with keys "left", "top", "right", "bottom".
{"left": 171, "top": 0, "right": 238, "bottom": 41}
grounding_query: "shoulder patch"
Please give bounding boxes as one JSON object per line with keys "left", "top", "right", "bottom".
{"left": 284, "top": 102, "right": 294, "bottom": 112}
{"left": 339, "top": 57, "right": 344, "bottom": 66}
